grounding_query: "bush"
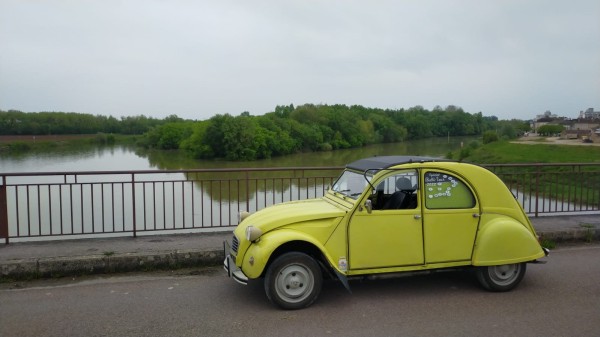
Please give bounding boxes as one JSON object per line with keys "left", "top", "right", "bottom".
{"left": 93, "top": 133, "right": 115, "bottom": 145}
{"left": 458, "top": 147, "right": 471, "bottom": 161}
{"left": 8, "top": 141, "right": 31, "bottom": 152}
{"left": 319, "top": 143, "right": 333, "bottom": 151}
{"left": 468, "top": 140, "right": 481, "bottom": 149}
{"left": 482, "top": 131, "right": 499, "bottom": 144}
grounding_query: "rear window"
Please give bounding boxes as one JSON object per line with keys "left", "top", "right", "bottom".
{"left": 424, "top": 171, "right": 475, "bottom": 209}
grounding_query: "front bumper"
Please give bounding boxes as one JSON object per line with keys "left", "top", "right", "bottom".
{"left": 543, "top": 247, "right": 550, "bottom": 256}
{"left": 223, "top": 240, "right": 249, "bottom": 285}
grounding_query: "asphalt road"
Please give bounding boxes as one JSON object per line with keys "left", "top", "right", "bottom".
{"left": 1, "top": 244, "right": 599, "bottom": 337}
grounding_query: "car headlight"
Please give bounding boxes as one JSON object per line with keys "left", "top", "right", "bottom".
{"left": 238, "top": 211, "right": 250, "bottom": 224}
{"left": 245, "top": 226, "right": 262, "bottom": 242}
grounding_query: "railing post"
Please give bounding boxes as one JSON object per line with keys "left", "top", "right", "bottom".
{"left": 245, "top": 170, "right": 250, "bottom": 212}
{"left": 131, "top": 173, "right": 137, "bottom": 238}
{"left": 534, "top": 165, "right": 540, "bottom": 217}
{"left": 0, "top": 175, "right": 9, "bottom": 244}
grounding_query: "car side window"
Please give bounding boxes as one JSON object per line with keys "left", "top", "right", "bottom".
{"left": 374, "top": 170, "right": 418, "bottom": 210}
{"left": 424, "top": 171, "right": 475, "bottom": 209}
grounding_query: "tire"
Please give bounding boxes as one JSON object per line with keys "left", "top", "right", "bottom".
{"left": 264, "top": 252, "right": 323, "bottom": 310}
{"left": 476, "top": 263, "right": 527, "bottom": 292}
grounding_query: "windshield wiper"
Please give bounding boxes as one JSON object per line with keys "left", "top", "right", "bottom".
{"left": 332, "top": 189, "right": 353, "bottom": 198}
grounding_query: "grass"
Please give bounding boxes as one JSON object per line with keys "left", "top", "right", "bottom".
{"left": 540, "top": 239, "right": 557, "bottom": 250}
{"left": 447, "top": 140, "right": 600, "bottom": 207}
{"left": 580, "top": 224, "right": 596, "bottom": 243}
{"left": 0, "top": 134, "right": 140, "bottom": 154}
{"left": 461, "top": 141, "right": 600, "bottom": 164}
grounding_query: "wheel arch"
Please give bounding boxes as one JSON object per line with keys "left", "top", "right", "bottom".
{"left": 241, "top": 229, "right": 335, "bottom": 279}
{"left": 263, "top": 240, "right": 332, "bottom": 278}
{"left": 472, "top": 215, "right": 545, "bottom": 266}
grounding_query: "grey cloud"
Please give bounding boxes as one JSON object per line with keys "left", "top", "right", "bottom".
{"left": 0, "top": 0, "right": 598, "bottom": 119}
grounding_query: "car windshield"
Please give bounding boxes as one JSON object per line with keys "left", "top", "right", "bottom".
{"left": 331, "top": 170, "right": 371, "bottom": 199}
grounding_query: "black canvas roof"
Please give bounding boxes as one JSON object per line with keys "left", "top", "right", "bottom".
{"left": 346, "top": 156, "right": 443, "bottom": 172}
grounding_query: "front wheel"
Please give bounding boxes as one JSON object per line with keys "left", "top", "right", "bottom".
{"left": 264, "top": 252, "right": 323, "bottom": 310}
{"left": 476, "top": 263, "right": 527, "bottom": 292}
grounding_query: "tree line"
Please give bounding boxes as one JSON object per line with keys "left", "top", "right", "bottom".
{"left": 1, "top": 105, "right": 529, "bottom": 161}
{"left": 141, "top": 104, "right": 529, "bottom": 160}
{"left": 0, "top": 110, "right": 183, "bottom": 135}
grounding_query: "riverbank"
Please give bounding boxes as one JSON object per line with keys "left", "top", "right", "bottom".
{"left": 512, "top": 135, "right": 600, "bottom": 147}
{"left": 0, "top": 134, "right": 98, "bottom": 143}
{"left": 459, "top": 138, "right": 600, "bottom": 164}
{"left": 0, "top": 134, "right": 140, "bottom": 153}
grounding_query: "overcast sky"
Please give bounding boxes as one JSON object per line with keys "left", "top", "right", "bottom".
{"left": 1, "top": 0, "right": 599, "bottom": 121}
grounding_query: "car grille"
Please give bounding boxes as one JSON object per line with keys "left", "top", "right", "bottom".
{"left": 231, "top": 235, "right": 239, "bottom": 254}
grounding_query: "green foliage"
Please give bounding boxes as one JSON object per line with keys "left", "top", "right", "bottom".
{"left": 468, "top": 140, "right": 481, "bottom": 149}
{"left": 6, "top": 141, "right": 31, "bottom": 152}
{"left": 180, "top": 121, "right": 211, "bottom": 158}
{"left": 2, "top": 104, "right": 532, "bottom": 161}
{"left": 93, "top": 133, "right": 116, "bottom": 145}
{"left": 176, "top": 104, "right": 489, "bottom": 160}
{"left": 193, "top": 114, "right": 273, "bottom": 160}
{"left": 482, "top": 131, "right": 499, "bottom": 144}
{"left": 142, "top": 123, "right": 193, "bottom": 150}
{"left": 458, "top": 147, "right": 472, "bottom": 161}
{"left": 537, "top": 124, "right": 565, "bottom": 136}
{"left": 499, "top": 124, "right": 517, "bottom": 139}
{"left": 0, "top": 110, "right": 177, "bottom": 136}
{"left": 460, "top": 141, "right": 600, "bottom": 164}
{"left": 540, "top": 239, "right": 556, "bottom": 250}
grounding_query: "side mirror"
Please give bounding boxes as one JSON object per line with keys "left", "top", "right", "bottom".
{"left": 364, "top": 199, "right": 372, "bottom": 214}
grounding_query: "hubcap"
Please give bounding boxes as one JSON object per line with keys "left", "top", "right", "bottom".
{"left": 275, "top": 264, "right": 315, "bottom": 303}
{"left": 489, "top": 264, "right": 520, "bottom": 286}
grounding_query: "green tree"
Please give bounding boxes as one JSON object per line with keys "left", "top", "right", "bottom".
{"left": 537, "top": 124, "right": 564, "bottom": 136}
{"left": 181, "top": 121, "right": 212, "bottom": 158}
{"left": 483, "top": 130, "right": 499, "bottom": 144}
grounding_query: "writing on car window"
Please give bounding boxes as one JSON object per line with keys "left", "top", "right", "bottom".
{"left": 424, "top": 172, "right": 475, "bottom": 209}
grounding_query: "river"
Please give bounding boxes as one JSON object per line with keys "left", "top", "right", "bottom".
{"left": 2, "top": 136, "right": 596, "bottom": 242}
{"left": 0, "top": 136, "right": 476, "bottom": 173}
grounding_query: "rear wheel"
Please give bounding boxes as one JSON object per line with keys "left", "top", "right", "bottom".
{"left": 476, "top": 263, "right": 527, "bottom": 292}
{"left": 264, "top": 252, "right": 322, "bottom": 310}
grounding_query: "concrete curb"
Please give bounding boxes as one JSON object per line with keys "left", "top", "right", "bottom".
{"left": 1, "top": 228, "right": 597, "bottom": 281}
{"left": 1, "top": 249, "right": 224, "bottom": 280}
{"left": 539, "top": 228, "right": 599, "bottom": 243}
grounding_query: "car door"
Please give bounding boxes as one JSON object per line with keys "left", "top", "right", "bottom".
{"left": 348, "top": 170, "right": 424, "bottom": 270}
{"left": 421, "top": 170, "right": 481, "bottom": 264}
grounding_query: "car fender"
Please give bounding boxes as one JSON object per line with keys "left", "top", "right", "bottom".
{"left": 472, "top": 215, "right": 546, "bottom": 266}
{"left": 240, "top": 228, "right": 332, "bottom": 279}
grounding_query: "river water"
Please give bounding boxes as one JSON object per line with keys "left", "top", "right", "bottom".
{"left": 0, "top": 136, "right": 476, "bottom": 173}
{"left": 0, "top": 137, "right": 475, "bottom": 240}
{"left": 1, "top": 136, "right": 595, "bottom": 242}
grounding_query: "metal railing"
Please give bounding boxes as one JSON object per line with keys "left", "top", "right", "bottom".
{"left": 484, "top": 163, "right": 600, "bottom": 217}
{"left": 1, "top": 163, "right": 599, "bottom": 243}
{"left": 0, "top": 168, "right": 341, "bottom": 243}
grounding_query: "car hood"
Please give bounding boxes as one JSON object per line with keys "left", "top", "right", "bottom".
{"left": 237, "top": 197, "right": 347, "bottom": 235}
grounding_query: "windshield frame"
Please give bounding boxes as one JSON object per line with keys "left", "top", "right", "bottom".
{"left": 330, "top": 169, "right": 372, "bottom": 200}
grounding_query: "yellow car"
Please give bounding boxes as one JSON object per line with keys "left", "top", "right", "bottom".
{"left": 224, "top": 156, "right": 548, "bottom": 309}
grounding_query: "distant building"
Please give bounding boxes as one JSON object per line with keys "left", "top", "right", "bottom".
{"left": 532, "top": 108, "right": 600, "bottom": 142}
{"left": 531, "top": 110, "right": 567, "bottom": 132}
{"left": 556, "top": 107, "right": 600, "bottom": 142}
{"left": 579, "top": 108, "right": 600, "bottom": 119}
{"left": 535, "top": 110, "right": 559, "bottom": 120}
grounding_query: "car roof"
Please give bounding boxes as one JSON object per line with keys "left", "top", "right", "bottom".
{"left": 346, "top": 156, "right": 446, "bottom": 172}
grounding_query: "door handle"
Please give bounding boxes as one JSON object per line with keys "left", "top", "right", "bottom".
{"left": 472, "top": 213, "right": 480, "bottom": 218}
{"left": 414, "top": 214, "right": 422, "bottom": 219}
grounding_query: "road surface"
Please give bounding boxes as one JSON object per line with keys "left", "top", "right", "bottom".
{"left": 1, "top": 244, "right": 599, "bottom": 337}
